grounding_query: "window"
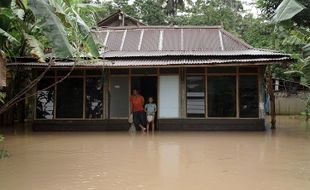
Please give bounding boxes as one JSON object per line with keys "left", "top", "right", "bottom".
{"left": 86, "top": 78, "right": 103, "bottom": 119}
{"left": 56, "top": 78, "right": 84, "bottom": 118}
{"left": 208, "top": 76, "right": 236, "bottom": 117}
{"left": 186, "top": 67, "right": 205, "bottom": 74}
{"left": 56, "top": 70, "right": 84, "bottom": 76}
{"left": 207, "top": 67, "right": 236, "bottom": 73}
{"left": 239, "top": 75, "right": 258, "bottom": 118}
{"left": 131, "top": 68, "right": 157, "bottom": 75}
{"left": 36, "top": 78, "right": 55, "bottom": 119}
{"left": 186, "top": 76, "right": 205, "bottom": 117}
{"left": 110, "top": 69, "right": 129, "bottom": 75}
{"left": 239, "top": 67, "right": 258, "bottom": 73}
{"left": 159, "top": 68, "right": 179, "bottom": 74}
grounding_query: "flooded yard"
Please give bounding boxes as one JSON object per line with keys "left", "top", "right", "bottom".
{"left": 1, "top": 116, "right": 310, "bottom": 190}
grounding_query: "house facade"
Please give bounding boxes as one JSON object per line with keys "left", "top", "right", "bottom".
{"left": 6, "top": 13, "right": 292, "bottom": 131}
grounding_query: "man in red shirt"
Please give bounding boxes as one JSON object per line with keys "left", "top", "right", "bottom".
{"left": 130, "top": 89, "right": 146, "bottom": 132}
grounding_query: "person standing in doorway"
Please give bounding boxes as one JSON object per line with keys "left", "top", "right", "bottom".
{"left": 144, "top": 97, "right": 157, "bottom": 132}
{"left": 130, "top": 89, "right": 146, "bottom": 132}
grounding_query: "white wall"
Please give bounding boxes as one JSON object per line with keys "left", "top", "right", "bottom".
{"left": 159, "top": 76, "right": 180, "bottom": 118}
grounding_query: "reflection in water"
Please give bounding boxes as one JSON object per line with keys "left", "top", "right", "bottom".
{"left": 1, "top": 116, "right": 310, "bottom": 190}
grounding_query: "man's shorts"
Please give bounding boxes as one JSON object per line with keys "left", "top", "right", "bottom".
{"left": 133, "top": 111, "right": 145, "bottom": 127}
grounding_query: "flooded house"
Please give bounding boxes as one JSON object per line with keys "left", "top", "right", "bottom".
{"left": 6, "top": 11, "right": 292, "bottom": 131}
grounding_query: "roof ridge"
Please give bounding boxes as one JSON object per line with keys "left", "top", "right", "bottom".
{"left": 220, "top": 29, "right": 252, "bottom": 49}
{"left": 97, "top": 10, "right": 146, "bottom": 27}
{"left": 96, "top": 25, "right": 223, "bottom": 30}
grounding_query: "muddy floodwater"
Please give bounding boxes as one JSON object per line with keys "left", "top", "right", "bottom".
{"left": 1, "top": 116, "right": 310, "bottom": 190}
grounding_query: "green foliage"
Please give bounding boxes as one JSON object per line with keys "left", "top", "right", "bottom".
{"left": 301, "top": 94, "right": 310, "bottom": 118}
{"left": 0, "top": 92, "right": 6, "bottom": 104}
{"left": 268, "top": 0, "right": 310, "bottom": 118}
{"left": 29, "top": 0, "right": 75, "bottom": 58}
{"left": 302, "top": 42, "right": 310, "bottom": 58}
{"left": 0, "top": 0, "right": 100, "bottom": 60}
{"left": 24, "top": 33, "right": 45, "bottom": 62}
{"left": 133, "top": 0, "right": 167, "bottom": 25}
{"left": 158, "top": 0, "right": 192, "bottom": 18}
{"left": 271, "top": 0, "right": 305, "bottom": 23}
{"left": 258, "top": 0, "right": 310, "bottom": 27}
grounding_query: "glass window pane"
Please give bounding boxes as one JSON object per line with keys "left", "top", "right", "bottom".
{"left": 56, "top": 78, "right": 84, "bottom": 118}
{"left": 186, "top": 67, "right": 205, "bottom": 74}
{"left": 56, "top": 70, "right": 84, "bottom": 76}
{"left": 159, "top": 68, "right": 179, "bottom": 74}
{"left": 36, "top": 78, "right": 55, "bottom": 119}
{"left": 208, "top": 76, "right": 236, "bottom": 117}
{"left": 207, "top": 67, "right": 236, "bottom": 73}
{"left": 239, "top": 76, "right": 258, "bottom": 118}
{"left": 86, "top": 78, "right": 103, "bottom": 119}
{"left": 33, "top": 69, "right": 55, "bottom": 77}
{"left": 86, "top": 70, "right": 103, "bottom": 75}
{"left": 186, "top": 76, "right": 205, "bottom": 117}
{"left": 239, "top": 67, "right": 258, "bottom": 73}
{"left": 110, "top": 69, "right": 129, "bottom": 75}
{"left": 131, "top": 68, "right": 157, "bottom": 74}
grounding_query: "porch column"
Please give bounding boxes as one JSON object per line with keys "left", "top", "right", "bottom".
{"left": 180, "top": 68, "right": 186, "bottom": 118}
{"left": 258, "top": 66, "right": 266, "bottom": 119}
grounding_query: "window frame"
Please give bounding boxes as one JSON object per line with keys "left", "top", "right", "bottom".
{"left": 185, "top": 74, "right": 206, "bottom": 118}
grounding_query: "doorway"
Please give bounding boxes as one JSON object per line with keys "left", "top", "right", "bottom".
{"left": 131, "top": 76, "right": 158, "bottom": 104}
{"left": 131, "top": 76, "right": 158, "bottom": 129}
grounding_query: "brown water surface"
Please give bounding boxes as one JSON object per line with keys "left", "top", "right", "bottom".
{"left": 1, "top": 116, "right": 310, "bottom": 190}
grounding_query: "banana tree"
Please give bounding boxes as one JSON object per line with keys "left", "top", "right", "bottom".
{"left": 271, "top": 0, "right": 310, "bottom": 120}
{"left": 0, "top": 0, "right": 101, "bottom": 122}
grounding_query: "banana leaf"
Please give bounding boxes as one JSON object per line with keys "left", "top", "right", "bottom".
{"left": 29, "top": 0, "right": 74, "bottom": 58}
{"left": 271, "top": 0, "right": 305, "bottom": 23}
{"left": 72, "top": 9, "right": 99, "bottom": 57}
{"left": 303, "top": 42, "right": 310, "bottom": 59}
{"left": 0, "top": 28, "right": 20, "bottom": 45}
{"left": 24, "top": 33, "right": 45, "bottom": 62}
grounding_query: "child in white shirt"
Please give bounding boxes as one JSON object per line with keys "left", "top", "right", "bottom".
{"left": 144, "top": 97, "right": 157, "bottom": 132}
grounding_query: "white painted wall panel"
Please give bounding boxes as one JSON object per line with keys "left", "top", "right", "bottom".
{"left": 159, "top": 76, "right": 179, "bottom": 118}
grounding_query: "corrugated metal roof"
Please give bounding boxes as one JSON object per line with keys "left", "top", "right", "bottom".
{"left": 7, "top": 25, "right": 292, "bottom": 68}
{"left": 140, "top": 29, "right": 160, "bottom": 51}
{"left": 102, "top": 49, "right": 290, "bottom": 58}
{"left": 7, "top": 57, "right": 291, "bottom": 68}
{"left": 122, "top": 30, "right": 140, "bottom": 51}
{"left": 105, "top": 30, "right": 124, "bottom": 50}
{"left": 106, "top": 57, "right": 291, "bottom": 67}
{"left": 92, "top": 26, "right": 252, "bottom": 52}
{"left": 162, "top": 29, "right": 181, "bottom": 50}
